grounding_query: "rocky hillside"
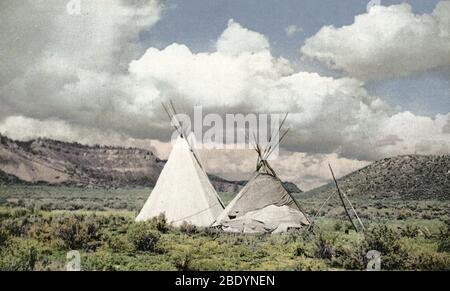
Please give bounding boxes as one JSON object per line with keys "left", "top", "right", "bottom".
{"left": 0, "top": 134, "right": 302, "bottom": 193}
{"left": 282, "top": 182, "right": 303, "bottom": 194}
{"left": 208, "top": 175, "right": 246, "bottom": 193}
{"left": 305, "top": 155, "right": 450, "bottom": 200}
{"left": 0, "top": 134, "right": 164, "bottom": 188}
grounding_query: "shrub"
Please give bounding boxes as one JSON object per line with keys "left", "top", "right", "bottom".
{"left": 179, "top": 221, "right": 197, "bottom": 234}
{"left": 399, "top": 225, "right": 420, "bottom": 238}
{"left": 293, "top": 234, "right": 313, "bottom": 258}
{"left": 313, "top": 233, "right": 336, "bottom": 260}
{"left": 408, "top": 252, "right": 450, "bottom": 271}
{"left": 293, "top": 257, "right": 327, "bottom": 271}
{"left": 52, "top": 216, "right": 101, "bottom": 251}
{"left": 1, "top": 218, "right": 28, "bottom": 237}
{"left": 333, "top": 226, "right": 412, "bottom": 270}
{"left": 362, "top": 225, "right": 409, "bottom": 270}
{"left": 333, "top": 244, "right": 366, "bottom": 270}
{"left": 104, "top": 232, "right": 132, "bottom": 252}
{"left": 294, "top": 241, "right": 311, "bottom": 257}
{"left": 333, "top": 221, "right": 343, "bottom": 232}
{"left": 174, "top": 253, "right": 193, "bottom": 271}
{"left": 0, "top": 227, "right": 9, "bottom": 248}
{"left": 82, "top": 250, "right": 117, "bottom": 271}
{"left": 0, "top": 239, "right": 40, "bottom": 271}
{"left": 148, "top": 214, "right": 169, "bottom": 233}
{"left": 438, "top": 222, "right": 450, "bottom": 253}
{"left": 200, "top": 226, "right": 221, "bottom": 237}
{"left": 128, "top": 223, "right": 160, "bottom": 252}
{"left": 397, "top": 213, "right": 407, "bottom": 220}
{"left": 11, "top": 208, "right": 29, "bottom": 218}
{"left": 27, "top": 220, "right": 54, "bottom": 243}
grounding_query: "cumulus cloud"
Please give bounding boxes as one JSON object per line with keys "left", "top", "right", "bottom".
{"left": 444, "top": 118, "right": 450, "bottom": 133}
{"left": 216, "top": 19, "right": 270, "bottom": 56}
{"left": 202, "top": 149, "right": 370, "bottom": 191}
{"left": 0, "top": 116, "right": 164, "bottom": 154}
{"left": 0, "top": 7, "right": 449, "bottom": 189}
{"left": 301, "top": 1, "right": 450, "bottom": 80}
{"left": 375, "top": 111, "right": 450, "bottom": 156}
{"left": 269, "top": 152, "right": 370, "bottom": 190}
{"left": 128, "top": 20, "right": 450, "bottom": 160}
{"left": 0, "top": 0, "right": 163, "bottom": 81}
{"left": 0, "top": 0, "right": 166, "bottom": 139}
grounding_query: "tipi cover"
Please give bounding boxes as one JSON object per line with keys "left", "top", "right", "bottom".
{"left": 136, "top": 134, "right": 224, "bottom": 227}
{"left": 214, "top": 171, "right": 309, "bottom": 233}
{"left": 214, "top": 120, "right": 310, "bottom": 233}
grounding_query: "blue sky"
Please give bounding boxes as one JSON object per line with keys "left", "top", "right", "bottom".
{"left": 0, "top": 0, "right": 449, "bottom": 188}
{"left": 142, "top": 0, "right": 440, "bottom": 57}
{"left": 141, "top": 0, "right": 449, "bottom": 116}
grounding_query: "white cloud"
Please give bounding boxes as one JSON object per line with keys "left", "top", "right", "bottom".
{"left": 216, "top": 19, "right": 270, "bottom": 56}
{"left": 0, "top": 0, "right": 163, "bottom": 82}
{"left": 444, "top": 118, "right": 450, "bottom": 133}
{"left": 128, "top": 19, "right": 450, "bottom": 161}
{"left": 0, "top": 0, "right": 166, "bottom": 138}
{"left": 202, "top": 149, "right": 370, "bottom": 191}
{"left": 0, "top": 115, "right": 165, "bottom": 155}
{"left": 0, "top": 9, "right": 449, "bottom": 190}
{"left": 285, "top": 25, "right": 303, "bottom": 37}
{"left": 301, "top": 1, "right": 450, "bottom": 80}
{"left": 375, "top": 111, "right": 450, "bottom": 156}
{"left": 129, "top": 43, "right": 292, "bottom": 107}
{"left": 269, "top": 152, "right": 370, "bottom": 190}
{"left": 47, "top": 0, "right": 163, "bottom": 72}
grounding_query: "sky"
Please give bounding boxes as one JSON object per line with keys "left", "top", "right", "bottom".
{"left": 144, "top": 0, "right": 449, "bottom": 115}
{"left": 0, "top": 0, "right": 449, "bottom": 190}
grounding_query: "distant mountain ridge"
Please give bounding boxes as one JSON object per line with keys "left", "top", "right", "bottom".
{"left": 1, "top": 135, "right": 448, "bottom": 199}
{"left": 0, "top": 134, "right": 302, "bottom": 193}
{"left": 304, "top": 155, "right": 450, "bottom": 200}
{"left": 0, "top": 134, "right": 164, "bottom": 188}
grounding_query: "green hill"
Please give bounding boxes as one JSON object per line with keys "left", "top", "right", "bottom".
{"left": 303, "top": 155, "right": 450, "bottom": 200}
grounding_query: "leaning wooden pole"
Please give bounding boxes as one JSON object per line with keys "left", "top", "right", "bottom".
{"left": 328, "top": 164, "right": 359, "bottom": 232}
{"left": 342, "top": 190, "right": 366, "bottom": 231}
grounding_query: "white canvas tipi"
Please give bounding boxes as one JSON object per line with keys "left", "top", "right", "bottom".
{"left": 214, "top": 118, "right": 310, "bottom": 233}
{"left": 136, "top": 104, "right": 224, "bottom": 227}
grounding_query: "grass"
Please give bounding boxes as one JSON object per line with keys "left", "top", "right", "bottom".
{"left": 0, "top": 185, "right": 449, "bottom": 271}
{"left": 0, "top": 185, "right": 149, "bottom": 212}
{"left": 294, "top": 192, "right": 450, "bottom": 222}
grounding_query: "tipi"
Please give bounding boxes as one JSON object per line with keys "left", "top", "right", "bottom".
{"left": 214, "top": 117, "right": 310, "bottom": 233}
{"left": 136, "top": 103, "right": 224, "bottom": 227}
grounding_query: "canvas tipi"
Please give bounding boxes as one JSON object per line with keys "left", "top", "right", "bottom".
{"left": 136, "top": 103, "right": 224, "bottom": 227}
{"left": 214, "top": 118, "right": 310, "bottom": 233}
